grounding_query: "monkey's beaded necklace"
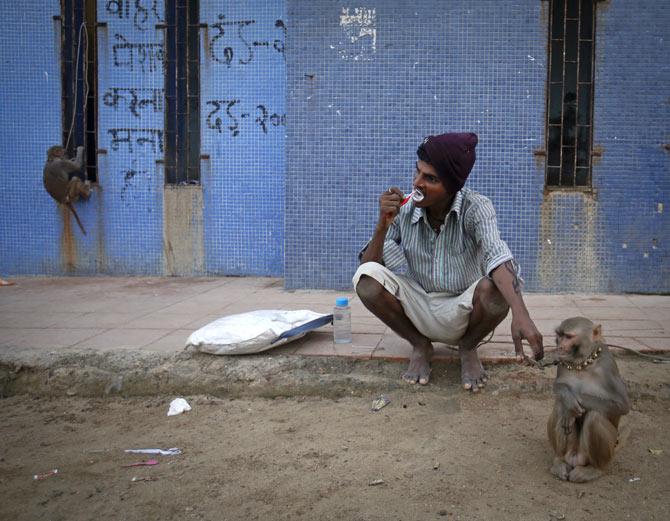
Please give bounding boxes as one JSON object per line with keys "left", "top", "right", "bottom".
{"left": 560, "top": 345, "right": 602, "bottom": 371}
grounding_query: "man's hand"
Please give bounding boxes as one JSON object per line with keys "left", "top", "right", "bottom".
{"left": 511, "top": 314, "right": 544, "bottom": 363}
{"left": 378, "top": 188, "right": 403, "bottom": 229}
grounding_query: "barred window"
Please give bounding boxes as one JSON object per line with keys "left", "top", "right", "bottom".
{"left": 164, "top": 0, "right": 201, "bottom": 185}
{"left": 60, "top": 0, "right": 98, "bottom": 182}
{"left": 545, "top": 0, "right": 596, "bottom": 188}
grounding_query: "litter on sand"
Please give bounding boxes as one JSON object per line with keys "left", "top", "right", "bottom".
{"left": 628, "top": 477, "right": 641, "bottom": 482}
{"left": 122, "top": 459, "right": 159, "bottom": 468}
{"left": 131, "top": 476, "right": 159, "bottom": 482}
{"left": 33, "top": 469, "right": 59, "bottom": 480}
{"left": 370, "top": 395, "right": 391, "bottom": 412}
{"left": 648, "top": 448, "right": 663, "bottom": 455}
{"left": 124, "top": 448, "right": 182, "bottom": 456}
{"left": 368, "top": 479, "right": 385, "bottom": 486}
{"left": 167, "top": 398, "right": 192, "bottom": 416}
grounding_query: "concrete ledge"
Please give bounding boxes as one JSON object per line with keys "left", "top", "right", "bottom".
{"left": 1, "top": 349, "right": 668, "bottom": 402}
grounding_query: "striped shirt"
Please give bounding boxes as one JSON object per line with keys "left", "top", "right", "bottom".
{"left": 361, "top": 188, "right": 515, "bottom": 295}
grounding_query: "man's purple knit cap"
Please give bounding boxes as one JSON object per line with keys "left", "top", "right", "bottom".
{"left": 417, "top": 132, "right": 478, "bottom": 193}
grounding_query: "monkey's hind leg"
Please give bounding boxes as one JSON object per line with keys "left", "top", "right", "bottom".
{"left": 67, "top": 177, "right": 90, "bottom": 202}
{"left": 550, "top": 457, "right": 572, "bottom": 481}
{"left": 568, "top": 411, "right": 617, "bottom": 483}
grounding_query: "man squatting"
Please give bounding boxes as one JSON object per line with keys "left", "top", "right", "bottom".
{"left": 354, "top": 132, "right": 544, "bottom": 391}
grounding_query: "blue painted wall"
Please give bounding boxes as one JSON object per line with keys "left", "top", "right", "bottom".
{"left": 0, "top": 1, "right": 667, "bottom": 293}
{"left": 201, "top": 0, "right": 286, "bottom": 276}
{"left": 286, "top": 0, "right": 547, "bottom": 289}
{"left": 593, "top": 1, "right": 669, "bottom": 293}
{"left": 0, "top": 1, "right": 63, "bottom": 274}
{"left": 97, "top": 0, "right": 165, "bottom": 274}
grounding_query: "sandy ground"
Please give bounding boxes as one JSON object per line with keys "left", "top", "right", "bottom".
{"left": 1, "top": 365, "right": 669, "bottom": 521}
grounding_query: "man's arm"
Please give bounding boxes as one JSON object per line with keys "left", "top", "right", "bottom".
{"left": 360, "top": 187, "right": 403, "bottom": 265}
{"left": 360, "top": 224, "right": 388, "bottom": 264}
{"left": 466, "top": 197, "right": 543, "bottom": 362}
{"left": 490, "top": 260, "right": 544, "bottom": 361}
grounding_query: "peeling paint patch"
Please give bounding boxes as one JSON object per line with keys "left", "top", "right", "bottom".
{"left": 338, "top": 7, "right": 376, "bottom": 61}
{"left": 163, "top": 185, "right": 204, "bottom": 276}
{"left": 538, "top": 191, "right": 606, "bottom": 292}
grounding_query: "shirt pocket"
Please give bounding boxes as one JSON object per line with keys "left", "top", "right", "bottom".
{"left": 442, "top": 249, "right": 469, "bottom": 272}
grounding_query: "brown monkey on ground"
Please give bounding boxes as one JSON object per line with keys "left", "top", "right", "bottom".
{"left": 43, "top": 145, "right": 90, "bottom": 235}
{"left": 547, "top": 317, "right": 630, "bottom": 483}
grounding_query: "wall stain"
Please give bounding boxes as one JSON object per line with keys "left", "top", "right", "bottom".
{"left": 163, "top": 238, "right": 175, "bottom": 276}
{"left": 95, "top": 184, "right": 106, "bottom": 272}
{"left": 592, "top": 144, "right": 605, "bottom": 167}
{"left": 60, "top": 206, "right": 76, "bottom": 273}
{"left": 533, "top": 149, "right": 546, "bottom": 170}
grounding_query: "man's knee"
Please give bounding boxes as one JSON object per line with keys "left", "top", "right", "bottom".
{"left": 474, "top": 278, "right": 509, "bottom": 317}
{"left": 355, "top": 274, "right": 384, "bottom": 303}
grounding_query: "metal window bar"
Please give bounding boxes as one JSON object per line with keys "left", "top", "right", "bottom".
{"left": 545, "top": 0, "right": 596, "bottom": 189}
{"left": 164, "top": 0, "right": 201, "bottom": 185}
{"left": 60, "top": 0, "right": 97, "bottom": 182}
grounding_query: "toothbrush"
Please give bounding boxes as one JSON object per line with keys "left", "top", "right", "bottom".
{"left": 400, "top": 189, "right": 424, "bottom": 206}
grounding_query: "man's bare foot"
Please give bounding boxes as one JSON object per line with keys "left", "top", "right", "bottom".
{"left": 402, "top": 341, "right": 433, "bottom": 385}
{"left": 459, "top": 347, "right": 488, "bottom": 392}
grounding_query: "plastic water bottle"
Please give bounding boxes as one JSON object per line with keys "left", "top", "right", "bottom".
{"left": 333, "top": 297, "right": 352, "bottom": 344}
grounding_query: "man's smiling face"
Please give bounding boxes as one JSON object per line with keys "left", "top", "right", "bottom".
{"left": 412, "top": 160, "right": 450, "bottom": 207}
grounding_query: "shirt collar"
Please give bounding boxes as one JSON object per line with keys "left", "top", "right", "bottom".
{"left": 411, "top": 190, "right": 465, "bottom": 225}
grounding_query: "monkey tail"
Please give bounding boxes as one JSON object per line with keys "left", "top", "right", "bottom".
{"left": 66, "top": 202, "right": 87, "bottom": 235}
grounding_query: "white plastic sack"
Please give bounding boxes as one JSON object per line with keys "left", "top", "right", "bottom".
{"left": 185, "top": 309, "right": 332, "bottom": 355}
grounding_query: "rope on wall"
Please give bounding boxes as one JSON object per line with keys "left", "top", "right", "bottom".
{"left": 65, "top": 22, "right": 89, "bottom": 152}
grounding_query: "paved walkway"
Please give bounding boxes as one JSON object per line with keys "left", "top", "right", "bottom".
{"left": 1, "top": 277, "right": 668, "bottom": 363}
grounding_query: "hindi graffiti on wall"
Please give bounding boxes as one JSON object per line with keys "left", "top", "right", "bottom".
{"left": 112, "top": 34, "right": 164, "bottom": 73}
{"left": 205, "top": 13, "right": 286, "bottom": 139}
{"left": 108, "top": 128, "right": 164, "bottom": 154}
{"left": 101, "top": 5, "right": 166, "bottom": 204}
{"left": 103, "top": 87, "right": 164, "bottom": 118}
{"left": 209, "top": 15, "right": 286, "bottom": 66}
{"left": 206, "top": 100, "right": 285, "bottom": 137}
{"left": 105, "top": 0, "right": 163, "bottom": 32}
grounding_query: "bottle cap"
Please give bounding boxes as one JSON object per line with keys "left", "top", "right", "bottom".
{"left": 335, "top": 297, "right": 349, "bottom": 307}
